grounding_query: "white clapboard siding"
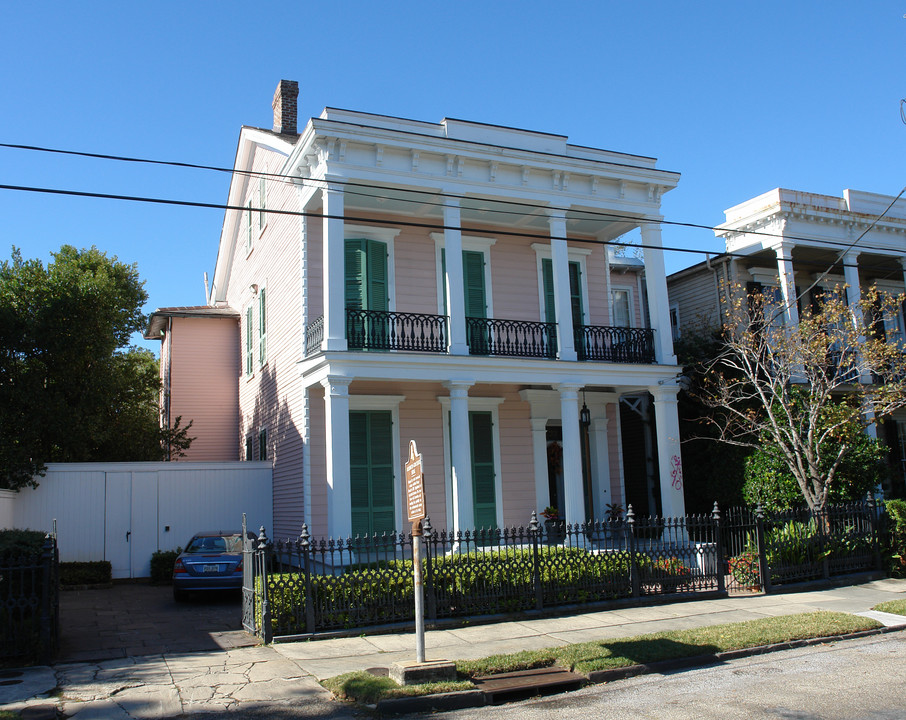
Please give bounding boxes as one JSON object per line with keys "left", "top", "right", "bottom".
{"left": 7, "top": 462, "right": 273, "bottom": 579}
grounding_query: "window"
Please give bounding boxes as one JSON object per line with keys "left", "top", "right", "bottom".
{"left": 349, "top": 410, "right": 395, "bottom": 536}
{"left": 258, "top": 428, "right": 268, "bottom": 461}
{"left": 258, "top": 287, "right": 267, "bottom": 366}
{"left": 612, "top": 289, "right": 631, "bottom": 328}
{"left": 669, "top": 304, "right": 680, "bottom": 340}
{"left": 541, "top": 258, "right": 584, "bottom": 326}
{"left": 258, "top": 177, "right": 266, "bottom": 231}
{"left": 469, "top": 411, "right": 497, "bottom": 530}
{"left": 245, "top": 435, "right": 254, "bottom": 461}
{"left": 245, "top": 306, "right": 254, "bottom": 375}
{"left": 246, "top": 201, "right": 254, "bottom": 253}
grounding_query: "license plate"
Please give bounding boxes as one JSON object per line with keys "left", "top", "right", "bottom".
{"left": 203, "top": 564, "right": 221, "bottom": 573}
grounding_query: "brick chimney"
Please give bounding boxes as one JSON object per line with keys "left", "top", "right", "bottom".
{"left": 272, "top": 80, "right": 299, "bottom": 135}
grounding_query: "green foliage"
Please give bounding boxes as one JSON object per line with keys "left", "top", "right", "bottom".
{"left": 150, "top": 548, "right": 182, "bottom": 584}
{"left": 884, "top": 499, "right": 906, "bottom": 577}
{"left": 323, "top": 671, "right": 473, "bottom": 704}
{"left": 743, "top": 421, "right": 887, "bottom": 512}
{"left": 728, "top": 550, "right": 760, "bottom": 587}
{"left": 0, "top": 529, "right": 47, "bottom": 558}
{"left": 59, "top": 561, "right": 112, "bottom": 586}
{"left": 0, "top": 245, "right": 195, "bottom": 490}
{"left": 872, "top": 598, "right": 906, "bottom": 616}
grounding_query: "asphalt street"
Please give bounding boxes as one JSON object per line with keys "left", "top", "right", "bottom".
{"left": 423, "top": 633, "right": 906, "bottom": 720}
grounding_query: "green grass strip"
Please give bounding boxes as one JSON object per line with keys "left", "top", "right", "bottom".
{"left": 872, "top": 599, "right": 906, "bottom": 616}
{"left": 324, "top": 611, "right": 881, "bottom": 703}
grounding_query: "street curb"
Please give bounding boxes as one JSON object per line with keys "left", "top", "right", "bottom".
{"left": 371, "top": 625, "right": 906, "bottom": 714}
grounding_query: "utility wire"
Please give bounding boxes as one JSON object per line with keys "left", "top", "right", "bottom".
{"left": 4, "top": 141, "right": 906, "bottom": 258}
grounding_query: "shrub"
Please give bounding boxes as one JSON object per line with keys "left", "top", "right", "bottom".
{"left": 728, "top": 550, "right": 760, "bottom": 587}
{"left": 0, "top": 529, "right": 47, "bottom": 558}
{"left": 60, "top": 561, "right": 112, "bottom": 586}
{"left": 884, "top": 499, "right": 906, "bottom": 577}
{"left": 150, "top": 548, "right": 182, "bottom": 584}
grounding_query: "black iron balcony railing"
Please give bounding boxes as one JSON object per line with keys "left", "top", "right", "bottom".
{"left": 305, "top": 316, "right": 324, "bottom": 356}
{"left": 346, "top": 309, "right": 448, "bottom": 353}
{"left": 466, "top": 317, "right": 557, "bottom": 359}
{"left": 577, "top": 325, "right": 656, "bottom": 364}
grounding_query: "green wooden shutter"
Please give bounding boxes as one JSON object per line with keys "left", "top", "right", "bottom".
{"left": 569, "top": 262, "right": 583, "bottom": 326}
{"left": 258, "top": 287, "right": 267, "bottom": 366}
{"left": 245, "top": 306, "right": 253, "bottom": 374}
{"left": 349, "top": 410, "right": 395, "bottom": 537}
{"left": 470, "top": 411, "right": 497, "bottom": 530}
{"left": 541, "top": 258, "right": 556, "bottom": 323}
{"left": 345, "top": 239, "right": 366, "bottom": 310}
{"left": 462, "top": 251, "right": 486, "bottom": 319}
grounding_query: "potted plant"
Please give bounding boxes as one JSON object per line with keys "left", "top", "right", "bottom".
{"left": 541, "top": 506, "right": 566, "bottom": 545}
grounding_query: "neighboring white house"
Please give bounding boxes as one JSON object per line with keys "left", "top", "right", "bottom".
{"left": 148, "top": 80, "right": 689, "bottom": 541}
{"left": 667, "top": 187, "right": 906, "bottom": 499}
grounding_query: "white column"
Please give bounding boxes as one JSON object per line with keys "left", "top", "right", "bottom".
{"left": 557, "top": 384, "right": 584, "bottom": 525}
{"left": 530, "top": 418, "right": 550, "bottom": 514}
{"left": 590, "top": 415, "right": 611, "bottom": 518}
{"left": 650, "top": 385, "right": 686, "bottom": 519}
{"left": 640, "top": 223, "right": 678, "bottom": 365}
{"left": 843, "top": 251, "right": 864, "bottom": 325}
{"left": 549, "top": 211, "right": 576, "bottom": 361}
{"left": 774, "top": 242, "right": 800, "bottom": 327}
{"left": 446, "top": 381, "right": 474, "bottom": 534}
{"left": 322, "top": 181, "right": 347, "bottom": 352}
{"left": 322, "top": 376, "right": 352, "bottom": 538}
{"left": 443, "top": 198, "right": 469, "bottom": 355}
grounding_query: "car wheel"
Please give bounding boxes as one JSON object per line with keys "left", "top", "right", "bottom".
{"left": 173, "top": 587, "right": 189, "bottom": 602}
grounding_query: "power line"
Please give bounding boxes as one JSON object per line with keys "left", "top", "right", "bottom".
{"left": 1, "top": 182, "right": 905, "bottom": 277}
{"left": 4, "top": 141, "right": 906, "bottom": 258}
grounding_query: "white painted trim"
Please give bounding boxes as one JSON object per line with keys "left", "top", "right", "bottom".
{"left": 747, "top": 267, "right": 781, "bottom": 286}
{"left": 348, "top": 395, "right": 406, "bottom": 410}
{"left": 437, "top": 396, "right": 505, "bottom": 529}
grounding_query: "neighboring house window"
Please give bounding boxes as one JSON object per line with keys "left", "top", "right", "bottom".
{"left": 245, "top": 435, "right": 254, "bottom": 461}
{"left": 541, "top": 258, "right": 584, "bottom": 326}
{"left": 258, "top": 287, "right": 267, "bottom": 367}
{"left": 669, "top": 304, "right": 680, "bottom": 340}
{"left": 612, "top": 289, "right": 632, "bottom": 328}
{"left": 469, "top": 411, "right": 498, "bottom": 530}
{"left": 345, "top": 238, "right": 389, "bottom": 344}
{"left": 258, "top": 177, "right": 266, "bottom": 231}
{"left": 258, "top": 428, "right": 267, "bottom": 461}
{"left": 349, "top": 410, "right": 395, "bottom": 537}
{"left": 245, "top": 306, "right": 254, "bottom": 375}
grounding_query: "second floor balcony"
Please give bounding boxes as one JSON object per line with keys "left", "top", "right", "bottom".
{"left": 305, "top": 310, "right": 657, "bottom": 365}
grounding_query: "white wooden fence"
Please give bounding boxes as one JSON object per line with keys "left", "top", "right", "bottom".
{"left": 2, "top": 462, "right": 273, "bottom": 579}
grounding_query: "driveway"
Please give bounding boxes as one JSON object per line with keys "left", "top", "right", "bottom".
{"left": 57, "top": 583, "right": 258, "bottom": 663}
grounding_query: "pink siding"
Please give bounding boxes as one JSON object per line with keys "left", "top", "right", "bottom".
{"left": 225, "top": 144, "right": 307, "bottom": 540}
{"left": 168, "top": 316, "right": 239, "bottom": 461}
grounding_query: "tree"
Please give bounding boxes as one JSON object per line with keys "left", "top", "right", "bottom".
{"left": 697, "top": 282, "right": 906, "bottom": 512}
{"left": 0, "top": 246, "right": 193, "bottom": 489}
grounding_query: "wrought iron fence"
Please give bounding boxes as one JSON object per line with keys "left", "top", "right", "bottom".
{"left": 577, "top": 325, "right": 656, "bottom": 364}
{"left": 304, "top": 315, "right": 324, "bottom": 356}
{"left": 465, "top": 317, "right": 557, "bottom": 359}
{"left": 241, "top": 501, "right": 883, "bottom": 641}
{"left": 346, "top": 309, "right": 448, "bottom": 352}
{"left": 0, "top": 534, "right": 59, "bottom": 663}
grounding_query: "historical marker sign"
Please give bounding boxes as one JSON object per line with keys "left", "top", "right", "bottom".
{"left": 405, "top": 440, "right": 426, "bottom": 524}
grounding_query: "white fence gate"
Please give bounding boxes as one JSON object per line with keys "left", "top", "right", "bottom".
{"left": 5, "top": 462, "right": 273, "bottom": 578}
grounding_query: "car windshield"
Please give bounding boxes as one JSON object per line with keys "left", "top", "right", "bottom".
{"left": 185, "top": 535, "right": 243, "bottom": 553}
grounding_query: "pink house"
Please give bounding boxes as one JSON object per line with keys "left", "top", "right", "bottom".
{"left": 150, "top": 80, "right": 688, "bottom": 540}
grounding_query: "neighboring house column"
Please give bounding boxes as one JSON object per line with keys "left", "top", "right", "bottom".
{"left": 322, "top": 375, "right": 352, "bottom": 538}
{"left": 549, "top": 211, "right": 577, "bottom": 361}
{"left": 557, "top": 384, "right": 585, "bottom": 525}
{"left": 640, "top": 223, "right": 678, "bottom": 365}
{"left": 322, "top": 181, "right": 347, "bottom": 352}
{"left": 774, "top": 242, "right": 800, "bottom": 327}
{"left": 650, "top": 385, "right": 686, "bottom": 519}
{"left": 590, "top": 414, "right": 611, "bottom": 517}
{"left": 445, "top": 380, "right": 475, "bottom": 534}
{"left": 842, "top": 250, "right": 864, "bottom": 325}
{"left": 530, "top": 418, "right": 550, "bottom": 514}
{"left": 443, "top": 198, "right": 469, "bottom": 355}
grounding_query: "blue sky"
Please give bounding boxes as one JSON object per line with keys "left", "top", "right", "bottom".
{"left": 2, "top": 2, "right": 904, "bottom": 353}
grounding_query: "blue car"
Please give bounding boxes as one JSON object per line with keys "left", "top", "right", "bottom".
{"left": 172, "top": 531, "right": 251, "bottom": 601}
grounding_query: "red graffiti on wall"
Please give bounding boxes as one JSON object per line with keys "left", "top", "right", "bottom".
{"left": 670, "top": 455, "right": 683, "bottom": 490}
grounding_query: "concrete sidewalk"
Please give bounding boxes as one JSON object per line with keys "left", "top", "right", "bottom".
{"left": 3, "top": 577, "right": 906, "bottom": 719}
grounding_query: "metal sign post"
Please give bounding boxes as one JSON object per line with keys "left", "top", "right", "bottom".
{"left": 405, "top": 440, "right": 427, "bottom": 664}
